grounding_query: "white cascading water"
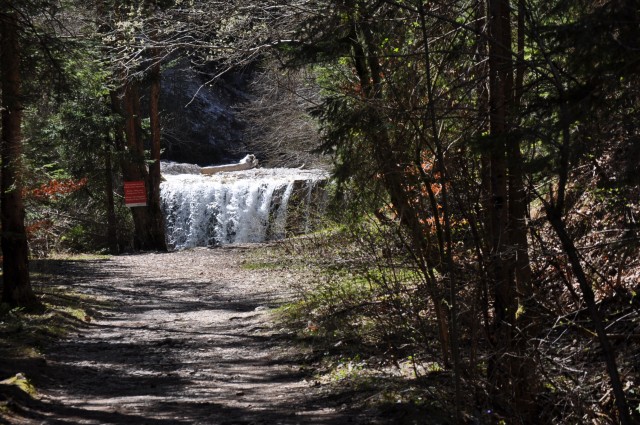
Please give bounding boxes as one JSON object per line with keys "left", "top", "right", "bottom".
{"left": 160, "top": 163, "right": 327, "bottom": 250}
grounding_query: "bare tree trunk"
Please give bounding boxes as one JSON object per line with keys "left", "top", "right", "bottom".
{"left": 0, "top": 8, "right": 40, "bottom": 309}
{"left": 120, "top": 80, "right": 166, "bottom": 251}
{"left": 543, "top": 206, "right": 633, "bottom": 424}
{"left": 123, "top": 81, "right": 148, "bottom": 250}
{"left": 485, "top": 0, "right": 538, "bottom": 418}
{"left": 510, "top": 0, "right": 532, "bottom": 302}
{"left": 104, "top": 143, "right": 119, "bottom": 254}
{"left": 486, "top": 0, "right": 537, "bottom": 420}
{"left": 540, "top": 101, "right": 633, "bottom": 424}
{"left": 474, "top": 0, "right": 493, "bottom": 357}
{"left": 143, "top": 0, "right": 167, "bottom": 250}
{"left": 97, "top": 3, "right": 119, "bottom": 255}
{"left": 507, "top": 1, "right": 537, "bottom": 418}
{"left": 147, "top": 59, "right": 168, "bottom": 251}
{"left": 487, "top": 0, "right": 514, "bottom": 354}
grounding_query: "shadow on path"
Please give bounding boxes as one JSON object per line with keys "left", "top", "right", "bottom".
{"left": 3, "top": 249, "right": 372, "bottom": 424}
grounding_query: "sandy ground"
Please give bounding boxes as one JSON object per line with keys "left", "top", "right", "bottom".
{"left": 4, "top": 246, "right": 368, "bottom": 425}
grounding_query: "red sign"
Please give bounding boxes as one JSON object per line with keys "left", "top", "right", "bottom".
{"left": 124, "top": 181, "right": 147, "bottom": 207}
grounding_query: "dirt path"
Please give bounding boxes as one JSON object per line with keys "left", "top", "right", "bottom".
{"left": 11, "top": 247, "right": 365, "bottom": 424}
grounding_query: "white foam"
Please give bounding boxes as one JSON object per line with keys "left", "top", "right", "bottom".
{"left": 160, "top": 168, "right": 327, "bottom": 249}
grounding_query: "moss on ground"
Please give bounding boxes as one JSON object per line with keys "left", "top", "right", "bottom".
{"left": 0, "top": 256, "right": 108, "bottom": 420}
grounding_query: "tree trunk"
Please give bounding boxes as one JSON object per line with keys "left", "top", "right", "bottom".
{"left": 104, "top": 143, "right": 119, "bottom": 254}
{"left": 147, "top": 60, "right": 168, "bottom": 251}
{"left": 486, "top": 0, "right": 536, "bottom": 420}
{"left": 510, "top": 0, "right": 533, "bottom": 302}
{"left": 121, "top": 80, "right": 166, "bottom": 252}
{"left": 544, "top": 207, "right": 633, "bottom": 425}
{"left": 542, "top": 98, "right": 633, "bottom": 424}
{"left": 474, "top": 0, "right": 493, "bottom": 357}
{"left": 487, "top": 0, "right": 514, "bottom": 344}
{"left": 0, "top": 8, "right": 40, "bottom": 309}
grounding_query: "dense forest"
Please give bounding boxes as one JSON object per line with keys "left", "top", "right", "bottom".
{"left": 1, "top": 0, "right": 639, "bottom": 424}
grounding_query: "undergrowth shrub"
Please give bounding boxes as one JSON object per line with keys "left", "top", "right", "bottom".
{"left": 270, "top": 204, "right": 640, "bottom": 424}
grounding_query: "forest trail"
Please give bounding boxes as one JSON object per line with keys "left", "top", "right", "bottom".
{"left": 9, "top": 247, "right": 360, "bottom": 425}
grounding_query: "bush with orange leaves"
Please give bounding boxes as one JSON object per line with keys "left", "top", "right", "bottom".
{"left": 27, "top": 177, "right": 88, "bottom": 201}
{"left": 22, "top": 177, "right": 88, "bottom": 256}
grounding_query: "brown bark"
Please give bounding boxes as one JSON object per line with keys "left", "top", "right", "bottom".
{"left": 146, "top": 60, "right": 168, "bottom": 251}
{"left": 544, "top": 94, "right": 633, "bottom": 424}
{"left": 514, "top": 0, "right": 526, "bottom": 110}
{"left": 486, "top": 0, "right": 536, "bottom": 420}
{"left": 474, "top": 0, "right": 493, "bottom": 351}
{"left": 510, "top": 0, "right": 533, "bottom": 301}
{"left": 509, "top": 0, "right": 532, "bottom": 298}
{"left": 0, "top": 8, "right": 40, "bottom": 309}
{"left": 487, "top": 0, "right": 514, "bottom": 336}
{"left": 121, "top": 80, "right": 166, "bottom": 252}
{"left": 104, "top": 143, "right": 119, "bottom": 254}
{"left": 544, "top": 207, "right": 633, "bottom": 425}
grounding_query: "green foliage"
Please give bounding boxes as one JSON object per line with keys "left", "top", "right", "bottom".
{"left": 278, "top": 0, "right": 640, "bottom": 422}
{"left": 21, "top": 44, "right": 132, "bottom": 255}
{"left": 59, "top": 225, "right": 90, "bottom": 252}
{"left": 274, "top": 223, "right": 435, "bottom": 355}
{"left": 0, "top": 373, "right": 38, "bottom": 397}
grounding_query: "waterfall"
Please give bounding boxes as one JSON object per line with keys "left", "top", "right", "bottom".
{"left": 160, "top": 165, "right": 327, "bottom": 250}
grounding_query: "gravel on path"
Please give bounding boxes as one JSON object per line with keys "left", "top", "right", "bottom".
{"left": 6, "top": 246, "right": 363, "bottom": 425}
